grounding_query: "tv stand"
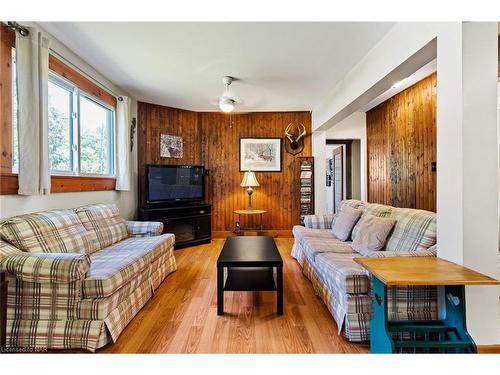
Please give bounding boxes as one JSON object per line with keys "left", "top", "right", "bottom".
{"left": 139, "top": 202, "right": 212, "bottom": 249}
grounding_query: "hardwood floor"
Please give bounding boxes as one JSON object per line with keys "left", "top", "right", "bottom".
{"left": 100, "top": 238, "right": 369, "bottom": 354}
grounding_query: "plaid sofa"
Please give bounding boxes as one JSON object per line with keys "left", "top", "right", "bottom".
{"left": 292, "top": 199, "right": 438, "bottom": 342}
{"left": 0, "top": 204, "right": 176, "bottom": 352}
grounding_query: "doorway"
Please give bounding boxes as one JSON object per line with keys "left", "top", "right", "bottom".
{"left": 326, "top": 139, "right": 361, "bottom": 214}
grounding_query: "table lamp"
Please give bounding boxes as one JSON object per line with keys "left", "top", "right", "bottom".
{"left": 240, "top": 171, "right": 260, "bottom": 211}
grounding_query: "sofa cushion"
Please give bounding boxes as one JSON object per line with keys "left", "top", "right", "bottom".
{"left": 331, "top": 206, "right": 362, "bottom": 241}
{"left": 292, "top": 225, "right": 336, "bottom": 243}
{"left": 75, "top": 204, "right": 129, "bottom": 252}
{"left": 0, "top": 209, "right": 96, "bottom": 254}
{"left": 331, "top": 200, "right": 366, "bottom": 227}
{"left": 314, "top": 252, "right": 370, "bottom": 294}
{"left": 301, "top": 236, "right": 355, "bottom": 263}
{"left": 351, "top": 203, "right": 393, "bottom": 241}
{"left": 352, "top": 214, "right": 396, "bottom": 255}
{"left": 83, "top": 234, "right": 175, "bottom": 298}
{"left": 385, "top": 208, "right": 436, "bottom": 252}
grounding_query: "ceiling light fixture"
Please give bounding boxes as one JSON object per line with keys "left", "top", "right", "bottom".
{"left": 219, "top": 97, "right": 235, "bottom": 113}
{"left": 219, "top": 76, "right": 236, "bottom": 113}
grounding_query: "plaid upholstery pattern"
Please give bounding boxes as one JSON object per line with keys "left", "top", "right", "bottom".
{"left": 303, "top": 259, "right": 372, "bottom": 340}
{"left": 0, "top": 209, "right": 96, "bottom": 254}
{"left": 75, "top": 204, "right": 129, "bottom": 253}
{"left": 1, "top": 253, "right": 89, "bottom": 321}
{"left": 351, "top": 202, "right": 393, "bottom": 241}
{"left": 385, "top": 207, "right": 436, "bottom": 252}
{"left": 6, "top": 318, "right": 108, "bottom": 352}
{"left": 77, "top": 267, "right": 152, "bottom": 321}
{"left": 126, "top": 220, "right": 164, "bottom": 237}
{"left": 358, "top": 248, "right": 437, "bottom": 258}
{"left": 303, "top": 214, "right": 336, "bottom": 229}
{"left": 104, "top": 276, "right": 153, "bottom": 342}
{"left": 293, "top": 199, "right": 438, "bottom": 342}
{"left": 339, "top": 199, "right": 367, "bottom": 210}
{"left": 301, "top": 236, "right": 354, "bottom": 263}
{"left": 302, "top": 256, "right": 438, "bottom": 341}
{"left": 291, "top": 226, "right": 347, "bottom": 266}
{"left": 0, "top": 239, "right": 22, "bottom": 260}
{"left": 0, "top": 207, "right": 177, "bottom": 351}
{"left": 0, "top": 252, "right": 90, "bottom": 283}
{"left": 151, "top": 252, "right": 177, "bottom": 291}
{"left": 83, "top": 234, "right": 175, "bottom": 298}
{"left": 314, "top": 252, "right": 370, "bottom": 294}
{"left": 292, "top": 225, "right": 336, "bottom": 243}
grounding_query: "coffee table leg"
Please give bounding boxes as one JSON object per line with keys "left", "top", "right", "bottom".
{"left": 217, "top": 266, "right": 224, "bottom": 315}
{"left": 277, "top": 265, "right": 283, "bottom": 315}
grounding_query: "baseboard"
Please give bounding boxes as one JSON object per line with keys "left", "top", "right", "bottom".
{"left": 477, "top": 345, "right": 500, "bottom": 354}
{"left": 212, "top": 230, "right": 293, "bottom": 238}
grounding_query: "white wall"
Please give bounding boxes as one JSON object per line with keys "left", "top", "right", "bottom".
{"left": 312, "top": 131, "right": 327, "bottom": 215}
{"left": 0, "top": 23, "right": 138, "bottom": 220}
{"left": 313, "top": 22, "right": 500, "bottom": 345}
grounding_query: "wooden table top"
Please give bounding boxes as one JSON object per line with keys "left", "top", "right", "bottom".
{"left": 354, "top": 257, "right": 500, "bottom": 286}
{"left": 217, "top": 236, "right": 282, "bottom": 266}
{"left": 234, "top": 209, "right": 267, "bottom": 215}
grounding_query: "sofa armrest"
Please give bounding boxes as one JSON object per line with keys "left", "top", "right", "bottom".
{"left": 126, "top": 220, "right": 164, "bottom": 237}
{"left": 0, "top": 252, "right": 90, "bottom": 283}
{"left": 303, "top": 214, "right": 335, "bottom": 229}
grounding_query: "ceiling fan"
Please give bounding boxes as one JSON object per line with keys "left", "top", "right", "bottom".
{"left": 214, "top": 76, "right": 243, "bottom": 113}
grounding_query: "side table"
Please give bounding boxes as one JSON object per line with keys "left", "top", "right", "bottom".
{"left": 354, "top": 256, "right": 500, "bottom": 354}
{"left": 233, "top": 209, "right": 267, "bottom": 234}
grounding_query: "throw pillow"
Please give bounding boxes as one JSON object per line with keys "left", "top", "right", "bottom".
{"left": 331, "top": 206, "right": 363, "bottom": 241}
{"left": 352, "top": 214, "right": 397, "bottom": 255}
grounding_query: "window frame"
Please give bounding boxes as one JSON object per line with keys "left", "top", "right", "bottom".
{"left": 48, "top": 71, "right": 116, "bottom": 178}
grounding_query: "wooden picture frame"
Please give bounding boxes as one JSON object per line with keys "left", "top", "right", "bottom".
{"left": 239, "top": 137, "right": 282, "bottom": 172}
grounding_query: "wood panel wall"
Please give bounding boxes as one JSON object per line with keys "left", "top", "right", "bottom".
{"left": 137, "top": 102, "right": 311, "bottom": 232}
{"left": 366, "top": 73, "right": 437, "bottom": 211}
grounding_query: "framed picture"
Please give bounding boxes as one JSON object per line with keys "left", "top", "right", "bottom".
{"left": 239, "top": 137, "right": 282, "bottom": 172}
{"left": 160, "top": 134, "right": 183, "bottom": 158}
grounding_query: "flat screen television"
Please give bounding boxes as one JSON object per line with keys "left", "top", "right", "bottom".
{"left": 145, "top": 164, "right": 205, "bottom": 204}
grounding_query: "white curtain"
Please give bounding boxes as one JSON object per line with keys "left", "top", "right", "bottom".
{"left": 115, "top": 96, "right": 131, "bottom": 191}
{"left": 16, "top": 27, "right": 51, "bottom": 195}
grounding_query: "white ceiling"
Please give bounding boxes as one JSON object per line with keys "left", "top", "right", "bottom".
{"left": 39, "top": 22, "right": 394, "bottom": 112}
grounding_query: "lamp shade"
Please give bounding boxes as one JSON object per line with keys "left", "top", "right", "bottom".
{"left": 240, "top": 171, "right": 260, "bottom": 187}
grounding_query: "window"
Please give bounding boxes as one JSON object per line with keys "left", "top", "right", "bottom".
{"left": 46, "top": 73, "right": 115, "bottom": 176}
{"left": 78, "top": 94, "right": 114, "bottom": 175}
{"left": 11, "top": 60, "right": 115, "bottom": 177}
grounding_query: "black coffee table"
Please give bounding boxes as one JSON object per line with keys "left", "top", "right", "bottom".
{"left": 217, "top": 236, "right": 283, "bottom": 315}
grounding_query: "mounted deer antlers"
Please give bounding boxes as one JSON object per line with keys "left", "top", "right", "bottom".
{"left": 284, "top": 123, "right": 307, "bottom": 153}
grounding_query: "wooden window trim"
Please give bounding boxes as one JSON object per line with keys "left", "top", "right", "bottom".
{"left": 48, "top": 55, "right": 117, "bottom": 108}
{"left": 0, "top": 24, "right": 117, "bottom": 195}
{"left": 1, "top": 174, "right": 116, "bottom": 195}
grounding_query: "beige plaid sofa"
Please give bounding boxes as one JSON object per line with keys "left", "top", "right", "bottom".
{"left": 0, "top": 203, "right": 176, "bottom": 352}
{"left": 292, "top": 199, "right": 438, "bottom": 342}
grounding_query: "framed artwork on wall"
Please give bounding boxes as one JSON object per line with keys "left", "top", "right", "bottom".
{"left": 239, "top": 137, "right": 282, "bottom": 172}
{"left": 160, "top": 134, "right": 183, "bottom": 158}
